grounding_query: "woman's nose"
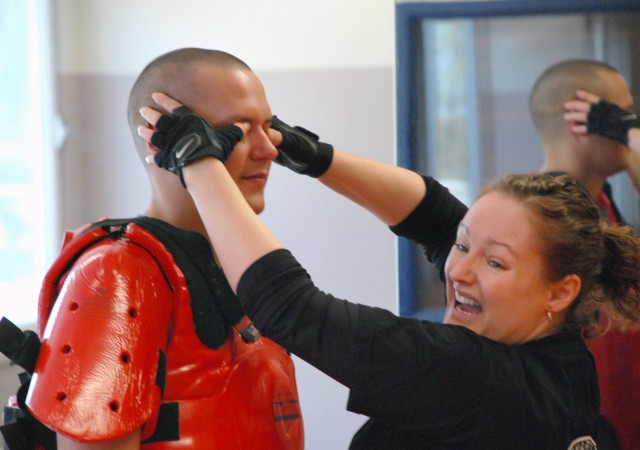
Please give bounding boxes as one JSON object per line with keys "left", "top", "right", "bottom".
{"left": 447, "top": 255, "right": 476, "bottom": 284}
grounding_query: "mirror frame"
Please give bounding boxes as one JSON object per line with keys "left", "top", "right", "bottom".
{"left": 395, "top": 0, "right": 640, "bottom": 318}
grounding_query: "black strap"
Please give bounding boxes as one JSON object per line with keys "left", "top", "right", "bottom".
{"left": 0, "top": 317, "right": 56, "bottom": 449}
{"left": 1, "top": 416, "right": 30, "bottom": 450}
{"left": 0, "top": 406, "right": 57, "bottom": 450}
{"left": 141, "top": 402, "right": 180, "bottom": 443}
{"left": 0, "top": 317, "right": 41, "bottom": 374}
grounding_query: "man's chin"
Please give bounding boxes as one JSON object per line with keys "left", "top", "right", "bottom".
{"left": 238, "top": 188, "right": 265, "bottom": 214}
{"left": 248, "top": 198, "right": 265, "bottom": 214}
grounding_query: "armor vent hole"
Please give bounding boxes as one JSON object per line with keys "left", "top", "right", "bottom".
{"left": 128, "top": 308, "right": 137, "bottom": 318}
{"left": 69, "top": 302, "right": 79, "bottom": 311}
{"left": 62, "top": 344, "right": 72, "bottom": 354}
{"left": 121, "top": 352, "right": 130, "bottom": 364}
{"left": 109, "top": 401, "right": 119, "bottom": 412}
{"left": 56, "top": 392, "right": 67, "bottom": 401}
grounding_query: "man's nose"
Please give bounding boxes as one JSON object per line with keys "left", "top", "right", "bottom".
{"left": 249, "top": 127, "right": 279, "bottom": 161}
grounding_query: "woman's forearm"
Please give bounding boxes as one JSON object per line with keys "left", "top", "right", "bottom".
{"left": 319, "top": 150, "right": 426, "bottom": 226}
{"left": 184, "top": 158, "right": 284, "bottom": 291}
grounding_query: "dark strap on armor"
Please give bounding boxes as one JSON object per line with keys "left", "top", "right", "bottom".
{"left": 141, "top": 402, "right": 180, "bottom": 443}
{"left": 0, "top": 317, "right": 40, "bottom": 374}
{"left": 0, "top": 316, "right": 56, "bottom": 449}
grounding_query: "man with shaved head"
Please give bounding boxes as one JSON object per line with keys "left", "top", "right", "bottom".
{"left": 9, "top": 48, "right": 304, "bottom": 449}
{"left": 530, "top": 59, "right": 640, "bottom": 450}
{"left": 128, "top": 48, "right": 277, "bottom": 226}
{"left": 531, "top": 59, "right": 638, "bottom": 205}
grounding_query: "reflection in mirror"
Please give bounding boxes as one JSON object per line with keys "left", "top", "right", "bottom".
{"left": 396, "top": 3, "right": 640, "bottom": 319}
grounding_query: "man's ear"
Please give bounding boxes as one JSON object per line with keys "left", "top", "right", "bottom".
{"left": 548, "top": 273, "right": 582, "bottom": 314}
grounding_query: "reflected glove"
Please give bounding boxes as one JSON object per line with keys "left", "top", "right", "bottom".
{"left": 151, "top": 106, "right": 243, "bottom": 187}
{"left": 587, "top": 100, "right": 640, "bottom": 145}
{"left": 271, "top": 116, "right": 333, "bottom": 177}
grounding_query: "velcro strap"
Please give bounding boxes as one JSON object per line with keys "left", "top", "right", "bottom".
{"left": 0, "top": 317, "right": 41, "bottom": 374}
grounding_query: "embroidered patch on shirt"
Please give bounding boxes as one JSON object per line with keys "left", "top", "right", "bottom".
{"left": 567, "top": 436, "right": 597, "bottom": 450}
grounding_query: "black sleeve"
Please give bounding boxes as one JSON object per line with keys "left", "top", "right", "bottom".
{"left": 236, "top": 248, "right": 596, "bottom": 442}
{"left": 347, "top": 305, "right": 490, "bottom": 432}
{"left": 390, "top": 176, "right": 468, "bottom": 278}
{"left": 237, "top": 249, "right": 362, "bottom": 387}
{"left": 238, "top": 246, "right": 524, "bottom": 435}
{"left": 237, "top": 177, "right": 467, "bottom": 387}
{"left": 237, "top": 250, "right": 490, "bottom": 430}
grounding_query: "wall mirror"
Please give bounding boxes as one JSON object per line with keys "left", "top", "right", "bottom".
{"left": 395, "top": 0, "right": 640, "bottom": 320}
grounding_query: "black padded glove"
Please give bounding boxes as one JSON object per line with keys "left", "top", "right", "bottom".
{"left": 271, "top": 116, "right": 334, "bottom": 177}
{"left": 587, "top": 100, "right": 640, "bottom": 145}
{"left": 151, "top": 106, "right": 243, "bottom": 187}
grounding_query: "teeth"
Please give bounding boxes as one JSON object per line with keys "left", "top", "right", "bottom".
{"left": 455, "top": 291, "right": 479, "bottom": 307}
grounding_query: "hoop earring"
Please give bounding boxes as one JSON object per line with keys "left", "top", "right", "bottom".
{"left": 547, "top": 311, "right": 553, "bottom": 322}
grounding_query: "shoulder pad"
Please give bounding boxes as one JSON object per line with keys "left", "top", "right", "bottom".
{"left": 38, "top": 223, "right": 110, "bottom": 337}
{"left": 27, "top": 236, "right": 173, "bottom": 441}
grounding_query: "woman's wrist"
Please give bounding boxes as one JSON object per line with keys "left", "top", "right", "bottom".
{"left": 182, "top": 157, "right": 226, "bottom": 190}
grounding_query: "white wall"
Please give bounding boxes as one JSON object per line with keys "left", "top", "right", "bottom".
{"left": 0, "top": 1, "right": 397, "bottom": 449}
{"left": 55, "top": 0, "right": 394, "bottom": 74}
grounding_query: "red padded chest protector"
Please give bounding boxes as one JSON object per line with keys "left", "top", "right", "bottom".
{"left": 26, "top": 221, "right": 304, "bottom": 448}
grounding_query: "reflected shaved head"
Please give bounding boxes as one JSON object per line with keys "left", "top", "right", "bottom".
{"left": 529, "top": 59, "right": 620, "bottom": 136}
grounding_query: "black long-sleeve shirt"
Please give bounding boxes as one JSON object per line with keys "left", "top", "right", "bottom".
{"left": 237, "top": 176, "right": 599, "bottom": 449}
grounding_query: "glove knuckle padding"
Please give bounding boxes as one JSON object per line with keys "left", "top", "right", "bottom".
{"left": 171, "top": 106, "right": 193, "bottom": 120}
{"left": 27, "top": 235, "right": 173, "bottom": 441}
{"left": 150, "top": 132, "right": 167, "bottom": 151}
{"left": 587, "top": 100, "right": 640, "bottom": 145}
{"left": 154, "top": 115, "right": 175, "bottom": 133}
{"left": 271, "top": 116, "right": 333, "bottom": 177}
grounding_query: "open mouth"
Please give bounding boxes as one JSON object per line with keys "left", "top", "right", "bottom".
{"left": 454, "top": 291, "right": 483, "bottom": 316}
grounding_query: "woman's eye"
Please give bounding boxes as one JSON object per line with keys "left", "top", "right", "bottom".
{"left": 487, "top": 260, "right": 504, "bottom": 269}
{"left": 453, "top": 242, "right": 468, "bottom": 253}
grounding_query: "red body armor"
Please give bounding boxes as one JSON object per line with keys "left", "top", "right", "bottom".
{"left": 26, "top": 221, "right": 304, "bottom": 448}
{"left": 588, "top": 329, "right": 640, "bottom": 450}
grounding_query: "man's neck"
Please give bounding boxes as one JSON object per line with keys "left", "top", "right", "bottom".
{"left": 143, "top": 200, "right": 209, "bottom": 239}
{"left": 539, "top": 162, "right": 605, "bottom": 199}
